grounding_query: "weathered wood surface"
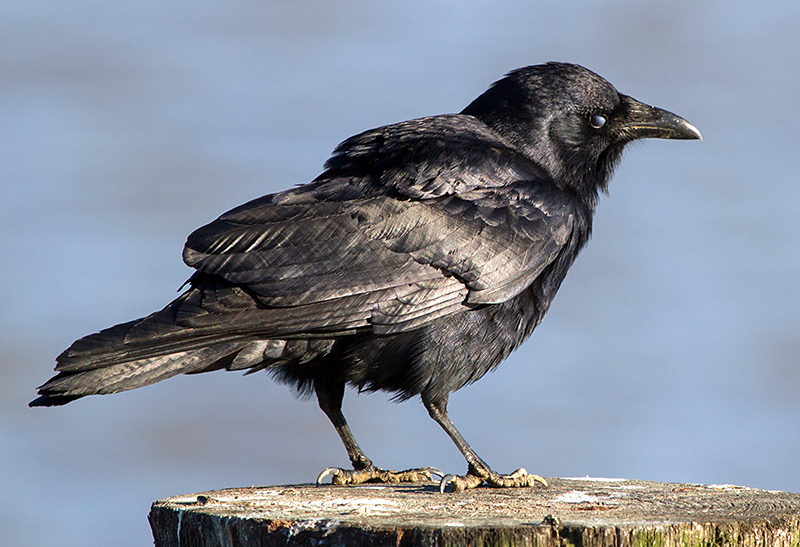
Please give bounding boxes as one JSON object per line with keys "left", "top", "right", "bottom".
{"left": 149, "top": 478, "right": 800, "bottom": 546}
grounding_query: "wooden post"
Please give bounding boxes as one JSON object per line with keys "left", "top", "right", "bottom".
{"left": 149, "top": 478, "right": 800, "bottom": 546}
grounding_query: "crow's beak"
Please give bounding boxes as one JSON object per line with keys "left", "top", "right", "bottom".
{"left": 617, "top": 95, "right": 702, "bottom": 141}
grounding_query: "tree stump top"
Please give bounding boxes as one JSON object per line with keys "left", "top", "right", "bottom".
{"left": 149, "top": 478, "right": 800, "bottom": 546}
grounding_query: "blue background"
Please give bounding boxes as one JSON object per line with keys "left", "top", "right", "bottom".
{"left": 2, "top": 1, "right": 799, "bottom": 545}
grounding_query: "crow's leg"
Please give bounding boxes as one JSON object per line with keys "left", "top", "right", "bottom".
{"left": 423, "top": 395, "right": 547, "bottom": 493}
{"left": 315, "top": 379, "right": 440, "bottom": 485}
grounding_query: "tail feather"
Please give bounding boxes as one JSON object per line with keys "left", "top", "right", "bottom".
{"left": 30, "top": 287, "right": 265, "bottom": 407}
{"left": 31, "top": 341, "right": 252, "bottom": 406}
{"left": 31, "top": 277, "right": 346, "bottom": 408}
{"left": 55, "top": 295, "right": 214, "bottom": 373}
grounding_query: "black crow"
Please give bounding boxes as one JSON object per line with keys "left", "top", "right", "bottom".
{"left": 31, "top": 62, "right": 701, "bottom": 492}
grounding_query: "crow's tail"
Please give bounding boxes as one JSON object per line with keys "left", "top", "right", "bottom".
{"left": 29, "top": 289, "right": 284, "bottom": 407}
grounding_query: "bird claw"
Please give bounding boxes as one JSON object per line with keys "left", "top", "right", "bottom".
{"left": 317, "top": 466, "right": 442, "bottom": 486}
{"left": 423, "top": 467, "right": 445, "bottom": 480}
{"left": 486, "top": 467, "right": 548, "bottom": 489}
{"left": 438, "top": 467, "right": 548, "bottom": 493}
{"left": 317, "top": 467, "right": 345, "bottom": 485}
{"left": 439, "top": 473, "right": 484, "bottom": 493}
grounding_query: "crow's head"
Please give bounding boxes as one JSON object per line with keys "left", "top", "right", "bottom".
{"left": 462, "top": 62, "right": 701, "bottom": 206}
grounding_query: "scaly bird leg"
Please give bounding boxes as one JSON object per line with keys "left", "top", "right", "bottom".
{"left": 423, "top": 396, "right": 547, "bottom": 493}
{"left": 315, "top": 380, "right": 441, "bottom": 485}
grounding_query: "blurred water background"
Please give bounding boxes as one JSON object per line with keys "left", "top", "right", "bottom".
{"left": 1, "top": 1, "right": 799, "bottom": 545}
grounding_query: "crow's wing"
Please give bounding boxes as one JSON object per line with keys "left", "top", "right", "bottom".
{"left": 183, "top": 115, "right": 577, "bottom": 335}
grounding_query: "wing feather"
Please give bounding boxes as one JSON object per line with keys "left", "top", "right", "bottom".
{"left": 181, "top": 114, "right": 578, "bottom": 334}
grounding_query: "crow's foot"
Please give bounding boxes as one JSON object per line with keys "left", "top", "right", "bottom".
{"left": 439, "top": 465, "right": 547, "bottom": 493}
{"left": 317, "top": 465, "right": 442, "bottom": 486}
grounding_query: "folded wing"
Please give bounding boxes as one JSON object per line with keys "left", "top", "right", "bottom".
{"left": 182, "top": 115, "right": 577, "bottom": 336}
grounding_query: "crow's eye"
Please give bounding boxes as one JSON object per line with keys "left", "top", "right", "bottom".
{"left": 590, "top": 114, "right": 606, "bottom": 129}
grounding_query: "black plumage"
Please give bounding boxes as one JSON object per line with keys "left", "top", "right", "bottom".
{"left": 31, "top": 62, "right": 701, "bottom": 492}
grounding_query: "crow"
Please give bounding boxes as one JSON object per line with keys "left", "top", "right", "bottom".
{"left": 31, "top": 62, "right": 701, "bottom": 492}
